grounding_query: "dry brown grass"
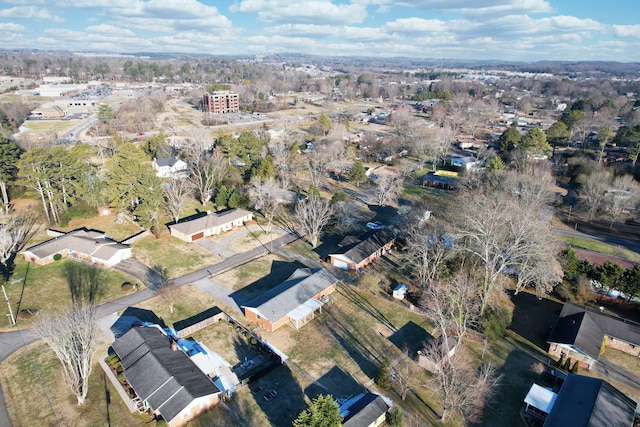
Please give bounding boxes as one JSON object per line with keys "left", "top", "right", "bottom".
{"left": 227, "top": 231, "right": 283, "bottom": 253}
{"left": 131, "top": 284, "right": 220, "bottom": 329}
{"left": 58, "top": 214, "right": 142, "bottom": 242}
{"left": 212, "top": 254, "right": 288, "bottom": 291}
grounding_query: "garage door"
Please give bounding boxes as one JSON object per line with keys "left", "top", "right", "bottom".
{"left": 191, "top": 232, "right": 204, "bottom": 241}
{"left": 333, "top": 259, "right": 349, "bottom": 270}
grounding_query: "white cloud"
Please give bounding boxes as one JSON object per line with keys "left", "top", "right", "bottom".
{"left": 231, "top": 0, "right": 367, "bottom": 24}
{"left": 0, "top": 22, "right": 27, "bottom": 32}
{"left": 383, "top": 17, "right": 470, "bottom": 34}
{"left": 86, "top": 24, "right": 136, "bottom": 37}
{"left": 268, "top": 24, "right": 393, "bottom": 42}
{"left": 0, "top": 6, "right": 64, "bottom": 23}
{"left": 612, "top": 25, "right": 640, "bottom": 38}
{"left": 357, "top": 0, "right": 553, "bottom": 16}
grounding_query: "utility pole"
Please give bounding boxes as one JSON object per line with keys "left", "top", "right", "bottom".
{"left": 2, "top": 283, "right": 15, "bottom": 326}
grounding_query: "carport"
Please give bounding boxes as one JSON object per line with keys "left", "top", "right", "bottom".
{"left": 287, "top": 298, "right": 324, "bottom": 330}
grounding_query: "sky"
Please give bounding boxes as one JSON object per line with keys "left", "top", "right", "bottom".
{"left": 0, "top": 0, "right": 639, "bottom": 62}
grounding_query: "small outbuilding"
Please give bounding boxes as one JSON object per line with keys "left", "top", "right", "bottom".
{"left": 392, "top": 284, "right": 408, "bottom": 300}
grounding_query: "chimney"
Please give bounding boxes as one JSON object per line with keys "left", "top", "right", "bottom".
{"left": 171, "top": 341, "right": 178, "bottom": 351}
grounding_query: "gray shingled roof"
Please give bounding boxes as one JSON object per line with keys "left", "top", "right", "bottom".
{"left": 342, "top": 393, "right": 390, "bottom": 427}
{"left": 242, "top": 268, "right": 338, "bottom": 324}
{"left": 111, "top": 326, "right": 219, "bottom": 423}
{"left": 155, "top": 157, "right": 184, "bottom": 168}
{"left": 543, "top": 374, "right": 636, "bottom": 427}
{"left": 169, "top": 208, "right": 251, "bottom": 236}
{"left": 547, "top": 302, "right": 640, "bottom": 360}
{"left": 331, "top": 230, "right": 395, "bottom": 264}
{"left": 23, "top": 229, "right": 129, "bottom": 261}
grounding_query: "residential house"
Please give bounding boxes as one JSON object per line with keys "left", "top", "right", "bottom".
{"left": 339, "top": 392, "right": 392, "bottom": 427}
{"left": 242, "top": 268, "right": 338, "bottom": 332}
{"left": 21, "top": 228, "right": 132, "bottom": 267}
{"left": 422, "top": 173, "right": 458, "bottom": 190}
{"left": 153, "top": 157, "right": 189, "bottom": 178}
{"left": 446, "top": 154, "right": 479, "bottom": 170}
{"left": 169, "top": 209, "right": 253, "bottom": 242}
{"left": 110, "top": 325, "right": 222, "bottom": 427}
{"left": 523, "top": 374, "right": 636, "bottom": 426}
{"left": 329, "top": 230, "right": 395, "bottom": 271}
{"left": 547, "top": 302, "right": 640, "bottom": 369}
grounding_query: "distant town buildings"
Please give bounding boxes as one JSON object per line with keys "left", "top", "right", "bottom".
{"left": 202, "top": 91, "right": 239, "bottom": 114}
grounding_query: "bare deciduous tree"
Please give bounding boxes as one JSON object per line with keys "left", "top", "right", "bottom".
{"left": 375, "top": 175, "right": 402, "bottom": 206}
{"left": 421, "top": 343, "right": 500, "bottom": 424}
{"left": 0, "top": 213, "right": 39, "bottom": 279}
{"left": 304, "top": 148, "right": 331, "bottom": 190}
{"left": 404, "top": 220, "right": 454, "bottom": 289}
{"left": 151, "top": 266, "right": 180, "bottom": 314}
{"left": 331, "top": 200, "right": 356, "bottom": 235}
{"left": 456, "top": 167, "right": 558, "bottom": 312}
{"left": 420, "top": 272, "right": 481, "bottom": 344}
{"left": 294, "top": 195, "right": 333, "bottom": 248}
{"left": 36, "top": 304, "right": 98, "bottom": 404}
{"left": 580, "top": 169, "right": 610, "bottom": 221}
{"left": 186, "top": 146, "right": 227, "bottom": 206}
{"left": 163, "top": 177, "right": 195, "bottom": 223}
{"left": 249, "top": 177, "right": 285, "bottom": 233}
{"left": 604, "top": 174, "right": 640, "bottom": 228}
{"left": 391, "top": 355, "right": 419, "bottom": 401}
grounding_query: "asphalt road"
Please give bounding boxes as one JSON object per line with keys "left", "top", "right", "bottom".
{"left": 553, "top": 225, "right": 640, "bottom": 254}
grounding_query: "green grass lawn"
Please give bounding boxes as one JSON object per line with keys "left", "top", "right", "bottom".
{"left": 562, "top": 236, "right": 640, "bottom": 262}
{"left": 132, "top": 234, "right": 221, "bottom": 279}
{"left": 23, "top": 119, "right": 81, "bottom": 133}
{"left": 0, "top": 258, "right": 138, "bottom": 331}
{"left": 402, "top": 184, "right": 455, "bottom": 201}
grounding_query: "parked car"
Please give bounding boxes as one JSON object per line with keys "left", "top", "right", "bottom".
{"left": 366, "top": 221, "right": 385, "bottom": 230}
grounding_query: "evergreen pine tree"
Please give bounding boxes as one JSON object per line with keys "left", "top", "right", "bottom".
{"left": 376, "top": 360, "right": 392, "bottom": 390}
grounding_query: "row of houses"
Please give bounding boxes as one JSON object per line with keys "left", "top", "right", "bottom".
{"left": 20, "top": 208, "right": 254, "bottom": 266}
{"left": 516, "top": 302, "right": 640, "bottom": 426}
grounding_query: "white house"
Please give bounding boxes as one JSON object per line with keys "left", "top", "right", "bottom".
{"left": 153, "top": 157, "right": 189, "bottom": 178}
{"left": 21, "top": 228, "right": 132, "bottom": 267}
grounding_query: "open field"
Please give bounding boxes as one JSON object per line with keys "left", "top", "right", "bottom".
{"left": 22, "top": 119, "right": 81, "bottom": 133}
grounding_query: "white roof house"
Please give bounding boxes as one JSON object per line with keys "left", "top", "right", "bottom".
{"left": 21, "top": 228, "right": 132, "bottom": 267}
{"left": 153, "top": 157, "right": 189, "bottom": 178}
